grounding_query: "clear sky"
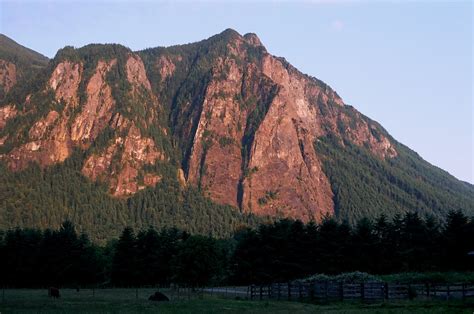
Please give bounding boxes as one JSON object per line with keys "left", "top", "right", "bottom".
{"left": 1, "top": 0, "right": 472, "bottom": 183}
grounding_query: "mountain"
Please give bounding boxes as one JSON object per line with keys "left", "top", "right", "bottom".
{"left": 0, "top": 30, "right": 472, "bottom": 240}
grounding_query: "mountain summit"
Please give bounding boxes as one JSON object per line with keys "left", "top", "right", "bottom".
{"left": 0, "top": 30, "right": 472, "bottom": 239}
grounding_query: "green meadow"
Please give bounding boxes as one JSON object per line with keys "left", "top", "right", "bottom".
{"left": 0, "top": 288, "right": 473, "bottom": 313}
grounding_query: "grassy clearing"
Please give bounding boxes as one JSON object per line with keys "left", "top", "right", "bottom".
{"left": 0, "top": 289, "right": 473, "bottom": 313}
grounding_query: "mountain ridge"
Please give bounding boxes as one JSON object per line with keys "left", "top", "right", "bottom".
{"left": 0, "top": 30, "right": 472, "bottom": 240}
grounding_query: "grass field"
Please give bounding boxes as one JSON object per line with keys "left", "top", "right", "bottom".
{"left": 0, "top": 288, "right": 473, "bottom": 313}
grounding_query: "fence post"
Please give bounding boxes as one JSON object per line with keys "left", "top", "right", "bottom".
{"left": 288, "top": 282, "right": 291, "bottom": 300}
{"left": 361, "top": 283, "right": 365, "bottom": 302}
{"left": 277, "top": 283, "right": 281, "bottom": 300}
{"left": 325, "top": 281, "right": 329, "bottom": 301}
{"left": 384, "top": 282, "right": 389, "bottom": 300}
{"left": 446, "top": 285, "right": 450, "bottom": 301}
{"left": 340, "top": 282, "right": 344, "bottom": 301}
{"left": 259, "top": 285, "right": 263, "bottom": 300}
{"left": 462, "top": 284, "right": 465, "bottom": 301}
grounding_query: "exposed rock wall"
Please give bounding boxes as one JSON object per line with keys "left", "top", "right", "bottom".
{"left": 71, "top": 59, "right": 116, "bottom": 145}
{"left": 156, "top": 55, "right": 177, "bottom": 82}
{"left": 187, "top": 57, "right": 246, "bottom": 207}
{"left": 240, "top": 54, "right": 334, "bottom": 221}
{"left": 179, "top": 34, "right": 397, "bottom": 221}
{"left": 126, "top": 54, "right": 152, "bottom": 91}
{"left": 49, "top": 61, "right": 82, "bottom": 106}
{"left": 82, "top": 123, "right": 165, "bottom": 196}
{"left": 0, "top": 104, "right": 17, "bottom": 130}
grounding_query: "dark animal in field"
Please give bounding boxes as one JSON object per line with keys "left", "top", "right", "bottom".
{"left": 148, "top": 291, "right": 169, "bottom": 301}
{"left": 48, "top": 287, "right": 60, "bottom": 298}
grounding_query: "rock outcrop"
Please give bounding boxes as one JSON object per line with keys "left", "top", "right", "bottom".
{"left": 0, "top": 104, "right": 17, "bottom": 130}
{"left": 126, "top": 54, "right": 152, "bottom": 91}
{"left": 82, "top": 123, "right": 165, "bottom": 196}
{"left": 49, "top": 61, "right": 82, "bottom": 106}
{"left": 186, "top": 57, "right": 245, "bottom": 207}
{"left": 71, "top": 59, "right": 116, "bottom": 145}
{"left": 156, "top": 56, "right": 177, "bottom": 82}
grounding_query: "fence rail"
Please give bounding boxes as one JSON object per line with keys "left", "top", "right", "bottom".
{"left": 2, "top": 282, "right": 473, "bottom": 304}
{"left": 249, "top": 281, "right": 474, "bottom": 302}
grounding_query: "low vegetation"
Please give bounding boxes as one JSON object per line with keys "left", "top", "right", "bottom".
{"left": 315, "top": 134, "right": 474, "bottom": 225}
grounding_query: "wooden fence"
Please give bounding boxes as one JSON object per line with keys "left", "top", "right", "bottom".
{"left": 249, "top": 281, "right": 474, "bottom": 302}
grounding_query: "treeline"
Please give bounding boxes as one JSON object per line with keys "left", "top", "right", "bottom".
{"left": 232, "top": 210, "right": 474, "bottom": 284}
{"left": 0, "top": 210, "right": 473, "bottom": 288}
{"left": 0, "top": 160, "right": 265, "bottom": 242}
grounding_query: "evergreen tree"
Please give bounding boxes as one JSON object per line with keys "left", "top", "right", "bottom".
{"left": 111, "top": 227, "right": 137, "bottom": 286}
{"left": 442, "top": 210, "right": 471, "bottom": 270}
{"left": 172, "top": 235, "right": 223, "bottom": 287}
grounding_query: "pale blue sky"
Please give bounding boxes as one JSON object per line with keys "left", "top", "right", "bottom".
{"left": 1, "top": 0, "right": 472, "bottom": 183}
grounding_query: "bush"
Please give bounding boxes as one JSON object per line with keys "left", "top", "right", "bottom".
{"left": 302, "top": 272, "right": 381, "bottom": 283}
{"left": 379, "top": 272, "right": 474, "bottom": 284}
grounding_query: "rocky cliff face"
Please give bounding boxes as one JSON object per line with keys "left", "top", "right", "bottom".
{"left": 2, "top": 30, "right": 465, "bottom": 225}
{"left": 146, "top": 30, "right": 397, "bottom": 221}
{"left": 0, "top": 49, "right": 169, "bottom": 196}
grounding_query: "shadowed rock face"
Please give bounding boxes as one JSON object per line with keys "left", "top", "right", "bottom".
{"left": 0, "top": 30, "right": 400, "bottom": 221}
